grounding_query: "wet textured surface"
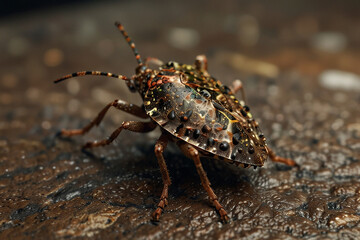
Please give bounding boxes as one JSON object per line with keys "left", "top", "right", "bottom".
{"left": 1, "top": 0, "right": 360, "bottom": 239}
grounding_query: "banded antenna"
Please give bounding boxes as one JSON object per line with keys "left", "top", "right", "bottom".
{"left": 115, "top": 22, "right": 143, "bottom": 66}
{"left": 54, "top": 71, "right": 129, "bottom": 84}
{"left": 54, "top": 22, "right": 142, "bottom": 84}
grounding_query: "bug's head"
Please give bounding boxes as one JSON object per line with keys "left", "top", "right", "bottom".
{"left": 145, "top": 61, "right": 189, "bottom": 88}
{"left": 124, "top": 64, "right": 148, "bottom": 93}
{"left": 97, "top": 24, "right": 187, "bottom": 97}
{"left": 140, "top": 65, "right": 185, "bottom": 94}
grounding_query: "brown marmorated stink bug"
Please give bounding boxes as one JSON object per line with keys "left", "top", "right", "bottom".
{"left": 55, "top": 22, "right": 297, "bottom": 223}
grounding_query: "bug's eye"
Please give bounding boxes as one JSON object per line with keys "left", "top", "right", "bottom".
{"left": 166, "top": 61, "right": 175, "bottom": 68}
{"left": 136, "top": 65, "right": 147, "bottom": 74}
{"left": 199, "top": 89, "right": 211, "bottom": 98}
{"left": 223, "top": 85, "right": 231, "bottom": 94}
{"left": 179, "top": 73, "right": 188, "bottom": 84}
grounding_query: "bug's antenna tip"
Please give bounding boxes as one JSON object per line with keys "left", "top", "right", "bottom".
{"left": 114, "top": 21, "right": 143, "bottom": 66}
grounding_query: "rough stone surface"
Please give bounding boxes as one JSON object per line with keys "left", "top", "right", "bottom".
{"left": 1, "top": 1, "right": 360, "bottom": 239}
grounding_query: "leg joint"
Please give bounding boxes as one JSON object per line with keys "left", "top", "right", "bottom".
{"left": 154, "top": 143, "right": 164, "bottom": 155}
{"left": 121, "top": 121, "right": 131, "bottom": 128}
{"left": 188, "top": 147, "right": 199, "bottom": 158}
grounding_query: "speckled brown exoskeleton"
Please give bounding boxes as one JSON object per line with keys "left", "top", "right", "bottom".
{"left": 55, "top": 22, "right": 297, "bottom": 223}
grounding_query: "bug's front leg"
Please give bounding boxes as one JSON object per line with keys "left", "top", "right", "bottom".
{"left": 60, "top": 99, "right": 148, "bottom": 137}
{"left": 178, "top": 142, "right": 230, "bottom": 223}
{"left": 144, "top": 57, "right": 164, "bottom": 67}
{"left": 82, "top": 121, "right": 157, "bottom": 149}
{"left": 152, "top": 132, "right": 171, "bottom": 221}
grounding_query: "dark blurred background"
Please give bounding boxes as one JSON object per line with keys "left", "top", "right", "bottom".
{"left": 1, "top": 0, "right": 102, "bottom": 17}
{"left": 1, "top": 0, "right": 359, "bottom": 109}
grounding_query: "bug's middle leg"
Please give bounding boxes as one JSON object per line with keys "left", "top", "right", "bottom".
{"left": 152, "top": 132, "right": 171, "bottom": 221}
{"left": 61, "top": 99, "right": 148, "bottom": 137}
{"left": 178, "top": 142, "right": 230, "bottom": 223}
{"left": 82, "top": 121, "right": 156, "bottom": 149}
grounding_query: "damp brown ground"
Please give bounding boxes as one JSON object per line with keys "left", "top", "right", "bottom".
{"left": 1, "top": 1, "right": 360, "bottom": 239}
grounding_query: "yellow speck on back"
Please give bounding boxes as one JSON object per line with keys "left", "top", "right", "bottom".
{"left": 149, "top": 108, "right": 158, "bottom": 116}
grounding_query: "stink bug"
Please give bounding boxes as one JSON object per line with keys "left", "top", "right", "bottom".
{"left": 55, "top": 22, "right": 297, "bottom": 223}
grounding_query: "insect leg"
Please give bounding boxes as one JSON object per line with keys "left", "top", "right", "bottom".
{"left": 178, "top": 142, "right": 230, "bottom": 223}
{"left": 266, "top": 146, "right": 298, "bottom": 167}
{"left": 195, "top": 54, "right": 208, "bottom": 72}
{"left": 230, "top": 79, "right": 247, "bottom": 102}
{"left": 152, "top": 132, "right": 171, "bottom": 221}
{"left": 61, "top": 99, "right": 148, "bottom": 137}
{"left": 82, "top": 121, "right": 157, "bottom": 149}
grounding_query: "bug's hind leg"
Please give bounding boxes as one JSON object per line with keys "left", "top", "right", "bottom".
{"left": 61, "top": 99, "right": 148, "bottom": 137}
{"left": 152, "top": 132, "right": 171, "bottom": 221}
{"left": 266, "top": 146, "right": 298, "bottom": 167}
{"left": 82, "top": 121, "right": 156, "bottom": 149}
{"left": 178, "top": 142, "right": 230, "bottom": 223}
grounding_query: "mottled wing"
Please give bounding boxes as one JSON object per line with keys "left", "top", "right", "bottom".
{"left": 144, "top": 71, "right": 267, "bottom": 166}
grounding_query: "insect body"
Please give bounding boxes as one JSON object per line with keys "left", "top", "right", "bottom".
{"left": 144, "top": 61, "right": 268, "bottom": 167}
{"left": 55, "top": 22, "right": 296, "bottom": 223}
